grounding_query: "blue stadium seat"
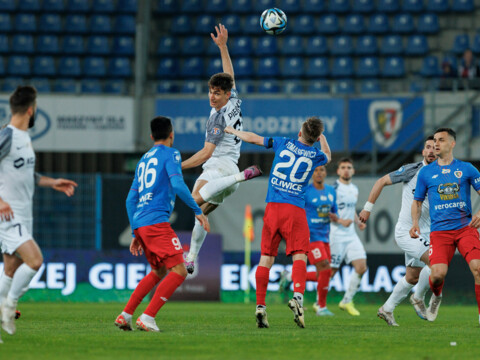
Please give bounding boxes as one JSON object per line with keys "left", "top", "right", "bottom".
{"left": 113, "top": 37, "right": 134, "bottom": 56}
{"left": 90, "top": 15, "right": 112, "bottom": 34}
{"left": 108, "top": 58, "right": 132, "bottom": 78}
{"left": 157, "top": 36, "right": 177, "bottom": 56}
{"left": 65, "top": 15, "right": 87, "bottom": 34}
{"left": 67, "top": 0, "right": 90, "bottom": 12}
{"left": 308, "top": 80, "right": 330, "bottom": 93}
{"left": 304, "top": 0, "right": 326, "bottom": 12}
{"left": 417, "top": 14, "right": 439, "bottom": 34}
{"left": 472, "top": 34, "right": 480, "bottom": 55}
{"left": 382, "top": 57, "right": 405, "bottom": 77}
{"left": 380, "top": 35, "right": 404, "bottom": 55}
{"left": 195, "top": 15, "right": 215, "bottom": 35}
{"left": 405, "top": 35, "right": 429, "bottom": 55}
{"left": 92, "top": 0, "right": 115, "bottom": 13}
{"left": 0, "top": 35, "right": 8, "bottom": 53}
{"left": 367, "top": 14, "right": 389, "bottom": 33}
{"left": 256, "top": 36, "right": 278, "bottom": 56}
{"left": 223, "top": 15, "right": 242, "bottom": 35}
{"left": 452, "top": 0, "right": 474, "bottom": 12}
{"left": 181, "top": 0, "right": 202, "bottom": 13}
{"left": 233, "top": 57, "right": 254, "bottom": 78}
{"left": 306, "top": 36, "right": 328, "bottom": 55}
{"left": 335, "top": 79, "right": 355, "bottom": 94}
{"left": 117, "top": 0, "right": 137, "bottom": 13}
{"left": 452, "top": 34, "right": 470, "bottom": 55}
{"left": 206, "top": 0, "right": 228, "bottom": 13}
{"left": 352, "top": 0, "right": 375, "bottom": 12}
{"left": 42, "top": 0, "right": 64, "bottom": 11}
{"left": 33, "top": 56, "right": 56, "bottom": 76}
{"left": 12, "top": 35, "right": 34, "bottom": 54}
{"left": 156, "top": 0, "right": 177, "bottom": 14}
{"left": 392, "top": 14, "right": 415, "bottom": 33}
{"left": 0, "top": 0, "right": 15, "bottom": 12}
{"left": 280, "top": 0, "right": 303, "bottom": 13}
{"left": 63, "top": 36, "right": 84, "bottom": 54}
{"left": 84, "top": 57, "right": 106, "bottom": 77}
{"left": 235, "top": 80, "right": 255, "bottom": 93}
{"left": 377, "top": 0, "right": 400, "bottom": 12}
{"left": 7, "top": 56, "right": 30, "bottom": 76}
{"left": 19, "top": 0, "right": 40, "bottom": 11}
{"left": 258, "top": 79, "right": 280, "bottom": 93}
{"left": 156, "top": 58, "right": 178, "bottom": 79}
{"left": 81, "top": 79, "right": 102, "bottom": 93}
{"left": 14, "top": 14, "right": 36, "bottom": 33}
{"left": 181, "top": 81, "right": 202, "bottom": 94}
{"left": 230, "top": 37, "right": 253, "bottom": 56}
{"left": 442, "top": 53, "right": 458, "bottom": 69}
{"left": 282, "top": 57, "right": 304, "bottom": 78}
{"left": 329, "top": 0, "right": 350, "bottom": 12}
{"left": 230, "top": 0, "right": 253, "bottom": 13}
{"left": 180, "top": 57, "right": 203, "bottom": 78}
{"left": 356, "top": 35, "right": 378, "bottom": 55}
{"left": 53, "top": 79, "right": 77, "bottom": 93}
{"left": 39, "top": 14, "right": 62, "bottom": 33}
{"left": 0, "top": 58, "right": 5, "bottom": 76}
{"left": 30, "top": 78, "right": 51, "bottom": 93}
{"left": 282, "top": 36, "right": 304, "bottom": 55}
{"left": 182, "top": 36, "right": 204, "bottom": 56}
{"left": 318, "top": 14, "right": 339, "bottom": 34}
{"left": 332, "top": 57, "right": 354, "bottom": 78}
{"left": 331, "top": 35, "right": 354, "bottom": 55}
{"left": 3, "top": 78, "right": 25, "bottom": 92}
{"left": 244, "top": 15, "right": 262, "bottom": 35}
{"left": 206, "top": 58, "right": 222, "bottom": 76}
{"left": 426, "top": 0, "right": 449, "bottom": 12}
{"left": 402, "top": 0, "right": 424, "bottom": 12}
{"left": 284, "top": 81, "right": 304, "bottom": 93}
{"left": 115, "top": 15, "right": 135, "bottom": 34}
{"left": 87, "top": 36, "right": 110, "bottom": 55}
{"left": 37, "top": 35, "right": 59, "bottom": 55}
{"left": 409, "top": 79, "right": 424, "bottom": 92}
{"left": 293, "top": 15, "right": 316, "bottom": 35}
{"left": 157, "top": 81, "right": 177, "bottom": 94}
{"left": 105, "top": 80, "right": 126, "bottom": 94}
{"left": 306, "top": 57, "right": 329, "bottom": 77}
{"left": 0, "top": 14, "right": 11, "bottom": 33}
{"left": 420, "top": 55, "right": 440, "bottom": 77}
{"left": 254, "top": 0, "right": 276, "bottom": 12}
{"left": 361, "top": 79, "right": 381, "bottom": 93}
{"left": 357, "top": 57, "right": 380, "bottom": 77}
{"left": 58, "top": 57, "right": 81, "bottom": 77}
{"left": 344, "top": 14, "right": 365, "bottom": 34}
{"left": 258, "top": 57, "right": 280, "bottom": 77}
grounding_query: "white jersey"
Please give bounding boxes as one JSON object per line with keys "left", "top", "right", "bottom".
{"left": 330, "top": 180, "right": 359, "bottom": 242}
{"left": 204, "top": 88, "right": 243, "bottom": 166}
{"left": 389, "top": 160, "right": 430, "bottom": 233}
{"left": 0, "top": 125, "right": 36, "bottom": 221}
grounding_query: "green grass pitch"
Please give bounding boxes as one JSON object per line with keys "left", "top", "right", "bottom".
{"left": 1, "top": 302, "right": 478, "bottom": 359}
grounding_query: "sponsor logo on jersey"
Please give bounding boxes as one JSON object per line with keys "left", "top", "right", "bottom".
{"left": 437, "top": 182, "right": 459, "bottom": 200}
{"left": 432, "top": 174, "right": 438, "bottom": 179}
{"left": 442, "top": 168, "right": 450, "bottom": 174}
{"left": 368, "top": 100, "right": 402, "bottom": 148}
{"left": 396, "top": 166, "right": 405, "bottom": 174}
{"left": 211, "top": 127, "right": 221, "bottom": 135}
{"left": 271, "top": 177, "right": 303, "bottom": 192}
{"left": 173, "top": 151, "right": 181, "bottom": 163}
{"left": 320, "top": 195, "right": 327, "bottom": 201}
{"left": 454, "top": 171, "right": 462, "bottom": 178}
{"left": 475, "top": 177, "right": 480, "bottom": 184}
{"left": 316, "top": 204, "right": 331, "bottom": 218}
{"left": 328, "top": 194, "right": 334, "bottom": 202}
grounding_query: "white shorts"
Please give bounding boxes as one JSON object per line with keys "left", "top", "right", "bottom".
{"left": 0, "top": 218, "right": 33, "bottom": 255}
{"left": 196, "top": 157, "right": 240, "bottom": 205}
{"left": 330, "top": 235, "right": 367, "bottom": 268}
{"left": 395, "top": 226, "right": 430, "bottom": 268}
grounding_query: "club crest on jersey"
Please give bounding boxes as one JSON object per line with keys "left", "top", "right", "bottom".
{"left": 432, "top": 174, "right": 438, "bottom": 179}
{"left": 328, "top": 194, "right": 334, "bottom": 202}
{"left": 437, "top": 183, "right": 459, "bottom": 200}
{"left": 320, "top": 195, "right": 327, "bottom": 201}
{"left": 396, "top": 166, "right": 405, "bottom": 174}
{"left": 454, "top": 171, "right": 462, "bottom": 178}
{"left": 173, "top": 151, "right": 181, "bottom": 163}
{"left": 442, "top": 169, "right": 450, "bottom": 174}
{"left": 211, "top": 127, "right": 221, "bottom": 135}
{"left": 368, "top": 100, "right": 402, "bottom": 148}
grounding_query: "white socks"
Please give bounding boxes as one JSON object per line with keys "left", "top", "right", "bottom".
{"left": 186, "top": 219, "right": 208, "bottom": 262}
{"left": 121, "top": 311, "right": 132, "bottom": 321}
{"left": 293, "top": 292, "right": 304, "bottom": 307}
{"left": 0, "top": 272, "right": 13, "bottom": 305}
{"left": 8, "top": 263, "right": 37, "bottom": 301}
{"left": 383, "top": 276, "right": 415, "bottom": 313}
{"left": 198, "top": 173, "right": 244, "bottom": 203}
{"left": 342, "top": 272, "right": 362, "bottom": 304}
{"left": 414, "top": 266, "right": 431, "bottom": 301}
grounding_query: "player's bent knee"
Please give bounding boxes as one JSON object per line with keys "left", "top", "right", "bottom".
{"left": 171, "top": 263, "right": 188, "bottom": 278}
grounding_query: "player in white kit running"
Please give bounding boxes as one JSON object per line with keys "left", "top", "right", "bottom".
{"left": 359, "top": 136, "right": 437, "bottom": 326}
{"left": 0, "top": 86, "right": 77, "bottom": 337}
{"left": 329, "top": 158, "right": 367, "bottom": 316}
{"left": 181, "top": 24, "right": 262, "bottom": 274}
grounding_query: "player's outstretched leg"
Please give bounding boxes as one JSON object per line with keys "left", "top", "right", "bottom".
{"left": 256, "top": 265, "right": 270, "bottom": 328}
{"left": 185, "top": 219, "right": 208, "bottom": 274}
{"left": 377, "top": 306, "right": 399, "bottom": 327}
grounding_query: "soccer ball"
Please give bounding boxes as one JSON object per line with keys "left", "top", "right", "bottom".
{"left": 260, "top": 8, "right": 287, "bottom": 35}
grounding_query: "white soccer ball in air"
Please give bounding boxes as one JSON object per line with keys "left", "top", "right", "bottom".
{"left": 260, "top": 8, "right": 287, "bottom": 35}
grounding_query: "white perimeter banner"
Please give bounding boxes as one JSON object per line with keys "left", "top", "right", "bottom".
{"left": 0, "top": 95, "right": 135, "bottom": 152}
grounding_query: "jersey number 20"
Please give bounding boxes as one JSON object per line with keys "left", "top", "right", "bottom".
{"left": 273, "top": 150, "right": 313, "bottom": 183}
{"left": 137, "top": 158, "right": 157, "bottom": 192}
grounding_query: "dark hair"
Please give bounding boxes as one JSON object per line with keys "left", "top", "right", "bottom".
{"left": 301, "top": 116, "right": 324, "bottom": 144}
{"left": 9, "top": 86, "right": 37, "bottom": 115}
{"left": 208, "top": 73, "right": 233, "bottom": 92}
{"left": 337, "top": 157, "right": 353, "bottom": 168}
{"left": 425, "top": 135, "right": 434, "bottom": 142}
{"left": 151, "top": 116, "right": 173, "bottom": 141}
{"left": 434, "top": 127, "right": 456, "bottom": 141}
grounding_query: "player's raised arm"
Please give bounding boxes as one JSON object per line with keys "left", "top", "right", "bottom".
{"left": 225, "top": 126, "right": 264, "bottom": 146}
{"left": 211, "top": 24, "right": 235, "bottom": 89}
{"left": 359, "top": 174, "right": 393, "bottom": 223}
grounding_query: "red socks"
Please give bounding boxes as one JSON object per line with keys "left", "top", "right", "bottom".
{"left": 144, "top": 272, "right": 185, "bottom": 317}
{"left": 306, "top": 271, "right": 317, "bottom": 282}
{"left": 429, "top": 277, "right": 444, "bottom": 297}
{"left": 291, "top": 260, "right": 306, "bottom": 295}
{"left": 475, "top": 284, "right": 480, "bottom": 314}
{"left": 123, "top": 271, "right": 161, "bottom": 315}
{"left": 317, "top": 268, "right": 331, "bottom": 308}
{"left": 256, "top": 266, "right": 270, "bottom": 306}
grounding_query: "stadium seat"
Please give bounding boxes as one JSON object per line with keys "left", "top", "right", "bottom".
{"left": 244, "top": 15, "right": 262, "bottom": 35}
{"left": 14, "top": 14, "right": 36, "bottom": 33}
{"left": 113, "top": 37, "right": 134, "bottom": 56}
{"left": 360, "top": 79, "right": 381, "bottom": 93}
{"left": 156, "top": 0, "right": 177, "bottom": 14}
{"left": 206, "top": 58, "right": 222, "bottom": 76}
{"left": 284, "top": 80, "right": 304, "bottom": 93}
{"left": 105, "top": 80, "right": 126, "bottom": 94}
{"left": 12, "top": 35, "right": 34, "bottom": 54}
{"left": 258, "top": 57, "right": 280, "bottom": 77}
{"left": 108, "top": 58, "right": 132, "bottom": 78}
{"left": 356, "top": 57, "right": 380, "bottom": 77}
{"left": 282, "top": 36, "right": 304, "bottom": 55}
{"left": 223, "top": 15, "right": 242, "bottom": 35}
{"left": 452, "top": 34, "right": 470, "bottom": 55}
{"left": 0, "top": 0, "right": 15, "bottom": 12}
{"left": 65, "top": 15, "right": 87, "bottom": 34}
{"left": 19, "top": 0, "right": 40, "bottom": 11}
{"left": 179, "top": 57, "right": 203, "bottom": 78}
{"left": 352, "top": 0, "right": 374, "bottom": 12}
{"left": 38, "top": 14, "right": 62, "bottom": 33}
{"left": 382, "top": 57, "right": 405, "bottom": 77}
{"left": 117, "top": 0, "right": 137, "bottom": 13}
{"left": 87, "top": 36, "right": 110, "bottom": 55}
{"left": 81, "top": 79, "right": 102, "bottom": 94}
{"left": 3, "top": 78, "right": 25, "bottom": 92}
{"left": 420, "top": 55, "right": 440, "bottom": 77}
{"left": 255, "top": 36, "right": 278, "bottom": 56}
{"left": 329, "top": 0, "right": 349, "bottom": 12}
{"left": 380, "top": 35, "right": 404, "bottom": 55}
{"left": 0, "top": 35, "right": 8, "bottom": 53}
{"left": 254, "top": 0, "right": 276, "bottom": 12}
{"left": 318, "top": 15, "right": 339, "bottom": 34}
{"left": 235, "top": 80, "right": 255, "bottom": 93}
{"left": 392, "top": 14, "right": 415, "bottom": 33}
{"left": 157, "top": 36, "right": 177, "bottom": 56}
{"left": 0, "top": 14, "right": 11, "bottom": 33}
{"left": 92, "top": 0, "right": 115, "bottom": 13}
{"left": 405, "top": 35, "right": 429, "bottom": 55}
{"left": 417, "top": 14, "right": 439, "bottom": 34}
{"left": 304, "top": 0, "right": 326, "bottom": 12}
{"left": 157, "top": 81, "right": 177, "bottom": 94}
{"left": 377, "top": 0, "right": 400, "bottom": 12}
{"left": 42, "top": 0, "right": 64, "bottom": 11}
{"left": 195, "top": 15, "right": 215, "bottom": 35}
{"left": 258, "top": 79, "right": 280, "bottom": 93}
{"left": 442, "top": 53, "right": 458, "bottom": 69}
{"left": 58, "top": 57, "right": 81, "bottom": 77}
{"left": 402, "top": 0, "right": 424, "bottom": 12}
{"left": 293, "top": 15, "right": 316, "bottom": 35}
{"left": 30, "top": 78, "right": 51, "bottom": 93}
{"left": 452, "top": 0, "right": 474, "bottom": 12}
{"left": 181, "top": 0, "right": 202, "bottom": 13}
{"left": 426, "top": 0, "right": 449, "bottom": 12}
{"left": 306, "top": 36, "right": 328, "bottom": 55}
{"left": 282, "top": 57, "right": 304, "bottom": 78}
{"left": 409, "top": 79, "right": 424, "bottom": 92}
{"left": 156, "top": 58, "right": 178, "bottom": 79}
{"left": 230, "top": 37, "right": 253, "bottom": 56}
{"left": 234, "top": 58, "right": 254, "bottom": 78}
{"left": 90, "top": 15, "right": 112, "bottom": 34}
{"left": 367, "top": 14, "right": 389, "bottom": 33}
{"left": 356, "top": 35, "right": 378, "bottom": 55}
{"left": 206, "top": 0, "right": 228, "bottom": 13}
{"left": 332, "top": 57, "right": 354, "bottom": 78}
{"left": 67, "top": 0, "right": 90, "bottom": 12}
{"left": 472, "top": 34, "right": 480, "bottom": 55}
{"left": 181, "top": 81, "right": 201, "bottom": 93}
{"left": 308, "top": 80, "right": 330, "bottom": 93}
{"left": 63, "top": 36, "right": 84, "bottom": 55}
{"left": 331, "top": 35, "right": 354, "bottom": 55}
{"left": 7, "top": 56, "right": 30, "bottom": 76}
{"left": 230, "top": 0, "right": 253, "bottom": 13}
{"left": 84, "top": 57, "right": 106, "bottom": 77}
{"left": 182, "top": 36, "right": 204, "bottom": 56}
{"left": 335, "top": 79, "right": 355, "bottom": 94}
{"left": 343, "top": 14, "right": 365, "bottom": 34}
{"left": 37, "top": 35, "right": 60, "bottom": 55}
{"left": 114, "top": 15, "right": 135, "bottom": 34}
{"left": 280, "top": 0, "right": 302, "bottom": 13}
{"left": 33, "top": 56, "right": 56, "bottom": 76}
{"left": 53, "top": 79, "right": 77, "bottom": 93}
{"left": 306, "top": 57, "right": 329, "bottom": 77}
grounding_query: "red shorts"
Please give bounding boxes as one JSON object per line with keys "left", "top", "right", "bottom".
{"left": 261, "top": 202, "right": 310, "bottom": 257}
{"left": 430, "top": 226, "right": 480, "bottom": 266}
{"left": 307, "top": 241, "right": 331, "bottom": 265}
{"left": 134, "top": 222, "right": 184, "bottom": 270}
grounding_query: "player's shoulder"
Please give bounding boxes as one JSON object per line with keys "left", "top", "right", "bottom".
{"left": 332, "top": 180, "right": 340, "bottom": 190}
{"left": 350, "top": 182, "right": 359, "bottom": 191}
